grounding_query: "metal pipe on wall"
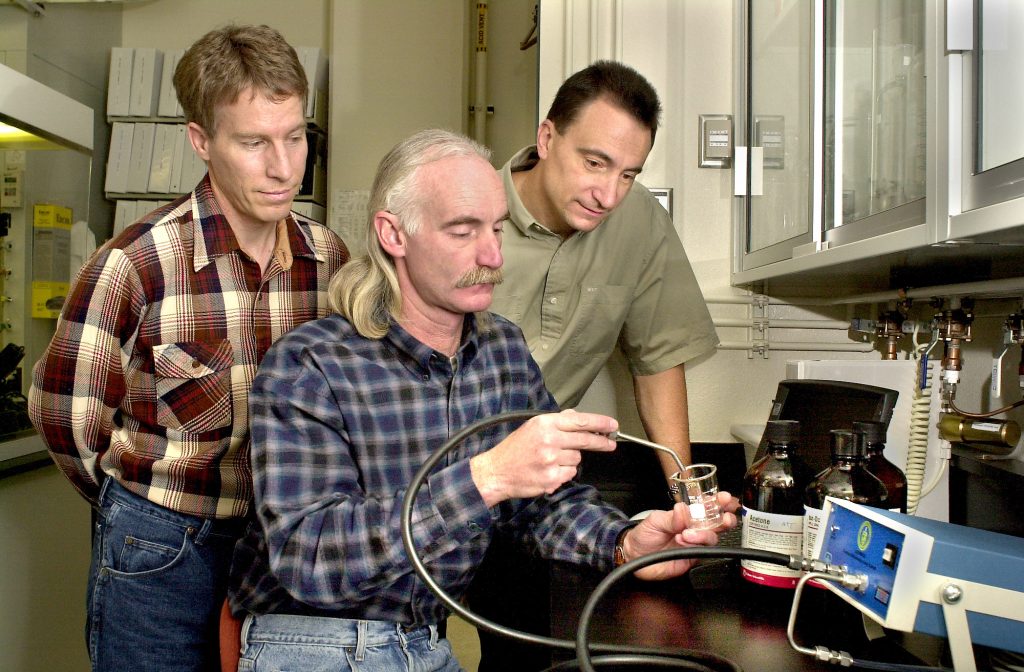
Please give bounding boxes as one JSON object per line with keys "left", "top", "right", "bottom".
{"left": 713, "top": 318, "right": 852, "bottom": 330}
{"left": 717, "top": 341, "right": 876, "bottom": 353}
{"left": 473, "top": 0, "right": 488, "bottom": 144}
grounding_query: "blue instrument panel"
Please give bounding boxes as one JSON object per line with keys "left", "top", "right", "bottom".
{"left": 817, "top": 502, "right": 907, "bottom": 622}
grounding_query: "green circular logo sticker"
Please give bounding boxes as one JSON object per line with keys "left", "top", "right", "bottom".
{"left": 858, "top": 521, "right": 872, "bottom": 551}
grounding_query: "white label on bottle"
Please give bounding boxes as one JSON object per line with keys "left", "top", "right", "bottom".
{"left": 740, "top": 507, "right": 804, "bottom": 588}
{"left": 803, "top": 505, "right": 823, "bottom": 561}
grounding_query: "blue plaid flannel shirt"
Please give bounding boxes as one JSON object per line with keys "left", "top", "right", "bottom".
{"left": 228, "top": 312, "right": 630, "bottom": 625}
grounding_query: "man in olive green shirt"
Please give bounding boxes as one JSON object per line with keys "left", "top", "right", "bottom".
{"left": 472, "top": 60, "right": 718, "bottom": 672}
{"left": 491, "top": 61, "right": 717, "bottom": 474}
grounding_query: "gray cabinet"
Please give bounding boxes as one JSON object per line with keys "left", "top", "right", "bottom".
{"left": 731, "top": 0, "right": 1024, "bottom": 297}
{"left": 944, "top": 0, "right": 1024, "bottom": 248}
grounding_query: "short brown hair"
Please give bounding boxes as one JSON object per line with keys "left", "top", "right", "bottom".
{"left": 174, "top": 24, "right": 307, "bottom": 134}
{"left": 546, "top": 60, "right": 661, "bottom": 144}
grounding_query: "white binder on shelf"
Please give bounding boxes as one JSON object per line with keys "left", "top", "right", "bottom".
{"left": 167, "top": 125, "right": 188, "bottom": 194}
{"left": 128, "top": 48, "right": 163, "bottom": 117}
{"left": 147, "top": 124, "right": 175, "bottom": 194}
{"left": 113, "top": 199, "right": 138, "bottom": 238}
{"left": 156, "top": 49, "right": 184, "bottom": 118}
{"left": 125, "top": 122, "right": 156, "bottom": 194}
{"left": 107, "top": 47, "right": 134, "bottom": 117}
{"left": 183, "top": 145, "right": 206, "bottom": 193}
{"left": 295, "top": 46, "right": 328, "bottom": 121}
{"left": 136, "top": 201, "right": 162, "bottom": 221}
{"left": 104, "top": 121, "right": 135, "bottom": 194}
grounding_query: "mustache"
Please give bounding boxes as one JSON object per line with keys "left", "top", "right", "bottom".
{"left": 455, "top": 267, "right": 504, "bottom": 288}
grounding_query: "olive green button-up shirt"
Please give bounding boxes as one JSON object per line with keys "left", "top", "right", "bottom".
{"left": 490, "top": 146, "right": 718, "bottom": 409}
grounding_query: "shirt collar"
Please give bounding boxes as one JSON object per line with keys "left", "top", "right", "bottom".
{"left": 189, "top": 175, "right": 323, "bottom": 272}
{"left": 503, "top": 145, "right": 584, "bottom": 241}
{"left": 385, "top": 314, "right": 482, "bottom": 374}
{"left": 503, "top": 146, "right": 544, "bottom": 239}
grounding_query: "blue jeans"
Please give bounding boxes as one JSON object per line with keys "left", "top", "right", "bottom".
{"left": 238, "top": 613, "right": 463, "bottom": 672}
{"left": 87, "top": 478, "right": 245, "bottom": 672}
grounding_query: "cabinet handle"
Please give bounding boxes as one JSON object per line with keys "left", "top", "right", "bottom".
{"left": 947, "top": 0, "right": 973, "bottom": 51}
{"left": 733, "top": 147, "right": 764, "bottom": 197}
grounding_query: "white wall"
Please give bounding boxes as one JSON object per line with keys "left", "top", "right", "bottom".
{"left": 120, "top": 0, "right": 330, "bottom": 52}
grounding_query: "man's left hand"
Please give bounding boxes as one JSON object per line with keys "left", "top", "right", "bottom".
{"left": 620, "top": 492, "right": 740, "bottom": 581}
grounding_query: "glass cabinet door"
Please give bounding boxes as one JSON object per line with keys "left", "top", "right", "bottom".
{"left": 736, "top": 0, "right": 927, "bottom": 274}
{"left": 740, "top": 0, "right": 814, "bottom": 270}
{"left": 976, "top": 1, "right": 1024, "bottom": 173}
{"left": 959, "top": 0, "right": 1024, "bottom": 212}
{"left": 823, "top": 0, "right": 926, "bottom": 244}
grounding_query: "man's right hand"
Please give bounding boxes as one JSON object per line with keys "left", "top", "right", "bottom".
{"left": 469, "top": 409, "right": 618, "bottom": 507}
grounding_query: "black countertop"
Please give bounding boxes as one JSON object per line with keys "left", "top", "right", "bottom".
{"left": 548, "top": 558, "right": 943, "bottom": 672}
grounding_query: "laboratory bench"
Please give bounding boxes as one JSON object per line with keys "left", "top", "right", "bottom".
{"left": 547, "top": 558, "right": 944, "bottom": 672}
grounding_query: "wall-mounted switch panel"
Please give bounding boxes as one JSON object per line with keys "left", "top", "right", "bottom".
{"left": 699, "top": 114, "right": 733, "bottom": 168}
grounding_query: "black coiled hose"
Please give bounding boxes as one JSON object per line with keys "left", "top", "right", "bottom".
{"left": 399, "top": 410, "right": 795, "bottom": 671}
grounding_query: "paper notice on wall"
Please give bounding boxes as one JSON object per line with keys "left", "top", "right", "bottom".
{"left": 32, "top": 203, "right": 72, "bottom": 318}
{"left": 331, "top": 189, "right": 370, "bottom": 256}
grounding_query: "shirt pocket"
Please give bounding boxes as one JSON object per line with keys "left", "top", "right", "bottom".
{"left": 152, "top": 340, "right": 234, "bottom": 433}
{"left": 569, "top": 285, "right": 632, "bottom": 357}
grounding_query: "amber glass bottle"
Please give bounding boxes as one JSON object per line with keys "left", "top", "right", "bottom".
{"left": 853, "top": 420, "right": 908, "bottom": 513}
{"left": 740, "top": 419, "right": 805, "bottom": 590}
{"left": 803, "top": 429, "right": 888, "bottom": 563}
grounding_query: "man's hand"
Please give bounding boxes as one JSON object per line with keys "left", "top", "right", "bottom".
{"left": 621, "top": 492, "right": 741, "bottom": 581}
{"left": 470, "top": 409, "right": 618, "bottom": 507}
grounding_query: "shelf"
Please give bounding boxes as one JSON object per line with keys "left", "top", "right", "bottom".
{"left": 107, "top": 89, "right": 328, "bottom": 132}
{"left": 105, "top": 192, "right": 324, "bottom": 204}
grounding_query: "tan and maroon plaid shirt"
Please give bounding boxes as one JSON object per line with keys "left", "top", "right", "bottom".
{"left": 28, "top": 176, "right": 348, "bottom": 519}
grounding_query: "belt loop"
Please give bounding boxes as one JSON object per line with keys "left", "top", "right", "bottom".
{"left": 96, "top": 476, "right": 114, "bottom": 508}
{"left": 355, "top": 620, "right": 368, "bottom": 661}
{"left": 396, "top": 623, "right": 410, "bottom": 652}
{"left": 240, "top": 613, "right": 254, "bottom": 650}
{"left": 428, "top": 624, "right": 439, "bottom": 650}
{"left": 192, "top": 519, "right": 213, "bottom": 545}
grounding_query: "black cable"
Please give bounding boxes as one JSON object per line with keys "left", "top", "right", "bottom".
{"left": 400, "top": 410, "right": 748, "bottom": 671}
{"left": 575, "top": 547, "right": 791, "bottom": 672}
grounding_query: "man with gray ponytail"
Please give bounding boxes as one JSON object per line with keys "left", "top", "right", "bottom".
{"left": 225, "top": 128, "right": 737, "bottom": 671}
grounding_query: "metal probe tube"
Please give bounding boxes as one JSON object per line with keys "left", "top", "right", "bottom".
{"left": 613, "top": 431, "right": 687, "bottom": 473}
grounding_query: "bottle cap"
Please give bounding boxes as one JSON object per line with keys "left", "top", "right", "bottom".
{"left": 830, "top": 429, "right": 860, "bottom": 458}
{"left": 765, "top": 419, "right": 800, "bottom": 444}
{"left": 852, "top": 420, "right": 886, "bottom": 444}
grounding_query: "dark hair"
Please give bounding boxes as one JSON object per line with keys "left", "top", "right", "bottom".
{"left": 174, "top": 24, "right": 307, "bottom": 134}
{"left": 545, "top": 60, "right": 662, "bottom": 143}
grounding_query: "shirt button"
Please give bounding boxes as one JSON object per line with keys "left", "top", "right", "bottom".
{"left": 541, "top": 344, "right": 549, "bottom": 351}
{"left": 549, "top": 297, "right": 558, "bottom": 304}
{"left": 191, "top": 359, "right": 201, "bottom": 369}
